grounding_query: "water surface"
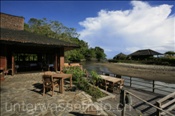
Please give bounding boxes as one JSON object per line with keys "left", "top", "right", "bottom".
{"left": 81, "top": 61, "right": 175, "bottom": 95}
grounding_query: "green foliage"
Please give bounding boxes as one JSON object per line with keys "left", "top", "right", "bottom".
{"left": 164, "top": 51, "right": 175, "bottom": 59}
{"left": 94, "top": 47, "right": 106, "bottom": 61}
{"left": 62, "top": 67, "right": 105, "bottom": 100}
{"left": 65, "top": 38, "right": 89, "bottom": 62}
{"left": 25, "top": 18, "right": 79, "bottom": 41}
{"left": 108, "top": 58, "right": 175, "bottom": 66}
{"left": 165, "top": 51, "right": 175, "bottom": 55}
{"left": 84, "top": 48, "right": 96, "bottom": 60}
{"left": 65, "top": 50, "right": 84, "bottom": 62}
{"left": 110, "top": 51, "right": 175, "bottom": 66}
{"left": 24, "top": 18, "right": 106, "bottom": 62}
{"left": 90, "top": 71, "right": 101, "bottom": 86}
{"left": 62, "top": 66, "right": 85, "bottom": 81}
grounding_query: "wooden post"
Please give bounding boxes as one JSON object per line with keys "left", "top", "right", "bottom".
{"left": 0, "top": 45, "right": 7, "bottom": 70}
{"left": 54, "top": 53, "right": 58, "bottom": 71}
{"left": 156, "top": 102, "right": 161, "bottom": 116}
{"left": 130, "top": 77, "right": 132, "bottom": 87}
{"left": 59, "top": 48, "right": 64, "bottom": 72}
{"left": 11, "top": 53, "right": 15, "bottom": 76}
{"left": 4, "top": 45, "right": 7, "bottom": 70}
{"left": 152, "top": 80, "right": 155, "bottom": 93}
{"left": 121, "top": 89, "right": 126, "bottom": 116}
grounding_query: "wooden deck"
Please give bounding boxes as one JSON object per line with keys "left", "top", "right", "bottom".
{"left": 101, "top": 87, "right": 167, "bottom": 116}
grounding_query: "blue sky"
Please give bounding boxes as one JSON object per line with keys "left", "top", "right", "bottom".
{"left": 1, "top": 1, "right": 175, "bottom": 58}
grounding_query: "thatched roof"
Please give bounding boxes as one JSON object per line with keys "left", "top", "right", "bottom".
{"left": 129, "top": 49, "right": 163, "bottom": 56}
{"left": 113, "top": 52, "right": 127, "bottom": 59}
{"left": 116, "top": 52, "right": 127, "bottom": 57}
{"left": 0, "top": 28, "right": 79, "bottom": 49}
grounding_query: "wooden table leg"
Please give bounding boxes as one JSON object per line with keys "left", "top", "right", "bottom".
{"left": 105, "top": 80, "right": 107, "bottom": 91}
{"left": 59, "top": 78, "right": 64, "bottom": 93}
{"left": 70, "top": 75, "right": 72, "bottom": 88}
{"left": 61, "top": 78, "right": 64, "bottom": 93}
{"left": 59, "top": 79, "right": 62, "bottom": 93}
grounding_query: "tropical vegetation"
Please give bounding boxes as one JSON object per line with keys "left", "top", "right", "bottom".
{"left": 62, "top": 66, "right": 106, "bottom": 101}
{"left": 24, "top": 18, "right": 106, "bottom": 62}
{"left": 110, "top": 51, "right": 175, "bottom": 66}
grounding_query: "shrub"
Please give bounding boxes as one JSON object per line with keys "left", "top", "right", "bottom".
{"left": 108, "top": 58, "right": 175, "bottom": 66}
{"left": 62, "top": 66, "right": 85, "bottom": 81}
{"left": 62, "top": 67, "right": 106, "bottom": 100}
{"left": 90, "top": 71, "right": 102, "bottom": 86}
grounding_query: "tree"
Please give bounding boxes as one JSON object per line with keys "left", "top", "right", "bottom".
{"left": 94, "top": 47, "right": 106, "bottom": 61}
{"left": 84, "top": 48, "right": 96, "bottom": 60}
{"left": 24, "top": 18, "right": 106, "bottom": 62}
{"left": 25, "top": 18, "right": 79, "bottom": 41}
{"left": 65, "top": 38, "right": 88, "bottom": 62}
{"left": 25, "top": 18, "right": 82, "bottom": 62}
{"left": 165, "top": 51, "right": 175, "bottom": 56}
{"left": 164, "top": 51, "right": 175, "bottom": 59}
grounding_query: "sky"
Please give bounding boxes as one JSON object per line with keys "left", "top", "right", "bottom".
{"left": 1, "top": 1, "right": 175, "bottom": 58}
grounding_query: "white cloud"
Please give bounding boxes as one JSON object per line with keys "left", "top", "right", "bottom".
{"left": 78, "top": 1, "right": 175, "bottom": 58}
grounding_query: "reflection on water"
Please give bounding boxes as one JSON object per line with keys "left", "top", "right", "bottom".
{"left": 81, "top": 61, "right": 175, "bottom": 95}
{"left": 81, "top": 61, "right": 111, "bottom": 74}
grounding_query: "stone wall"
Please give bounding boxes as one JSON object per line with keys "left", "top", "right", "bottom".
{"left": 0, "top": 13, "right": 24, "bottom": 30}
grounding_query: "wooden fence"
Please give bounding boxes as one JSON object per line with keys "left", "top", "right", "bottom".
{"left": 120, "top": 89, "right": 175, "bottom": 116}
{"left": 100, "top": 71, "right": 175, "bottom": 115}
{"left": 100, "top": 72, "right": 175, "bottom": 95}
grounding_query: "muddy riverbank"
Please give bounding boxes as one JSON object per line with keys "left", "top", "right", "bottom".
{"left": 82, "top": 62, "right": 175, "bottom": 83}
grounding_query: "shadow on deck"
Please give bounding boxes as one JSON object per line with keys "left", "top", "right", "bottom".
{"left": 101, "top": 87, "right": 167, "bottom": 116}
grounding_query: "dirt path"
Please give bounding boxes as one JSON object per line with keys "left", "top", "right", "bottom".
{"left": 97, "top": 62, "right": 175, "bottom": 83}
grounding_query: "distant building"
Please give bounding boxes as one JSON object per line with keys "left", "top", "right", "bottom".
{"left": 113, "top": 52, "right": 127, "bottom": 60}
{"left": 129, "top": 49, "right": 163, "bottom": 60}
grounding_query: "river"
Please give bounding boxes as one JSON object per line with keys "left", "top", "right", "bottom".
{"left": 81, "top": 61, "right": 175, "bottom": 95}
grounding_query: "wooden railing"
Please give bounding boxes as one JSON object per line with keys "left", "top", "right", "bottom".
{"left": 99, "top": 72, "right": 175, "bottom": 115}
{"left": 101, "top": 72, "right": 175, "bottom": 95}
{"left": 157, "top": 92, "right": 175, "bottom": 116}
{"left": 120, "top": 89, "right": 174, "bottom": 116}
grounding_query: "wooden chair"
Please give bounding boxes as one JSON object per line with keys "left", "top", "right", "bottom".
{"left": 42, "top": 74, "right": 59, "bottom": 96}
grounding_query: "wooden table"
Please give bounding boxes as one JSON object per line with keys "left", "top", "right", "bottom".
{"left": 52, "top": 74, "right": 72, "bottom": 94}
{"left": 99, "top": 75, "right": 124, "bottom": 91}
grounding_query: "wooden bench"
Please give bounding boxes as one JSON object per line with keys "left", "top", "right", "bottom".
{"left": 99, "top": 75, "right": 124, "bottom": 92}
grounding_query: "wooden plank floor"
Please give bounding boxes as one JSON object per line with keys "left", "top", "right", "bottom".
{"left": 100, "top": 87, "right": 167, "bottom": 116}
{"left": 125, "top": 87, "right": 165, "bottom": 116}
